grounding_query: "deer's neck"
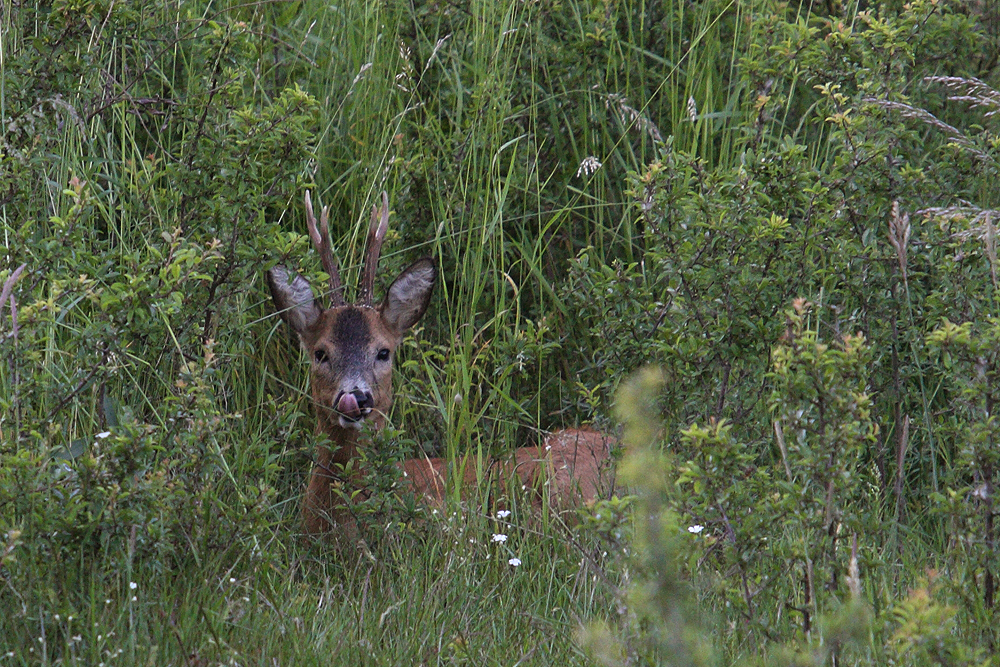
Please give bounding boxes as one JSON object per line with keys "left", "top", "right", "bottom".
{"left": 314, "top": 415, "right": 365, "bottom": 468}
{"left": 302, "top": 417, "right": 371, "bottom": 534}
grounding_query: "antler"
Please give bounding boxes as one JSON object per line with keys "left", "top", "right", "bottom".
{"left": 359, "top": 191, "right": 389, "bottom": 306}
{"left": 304, "top": 190, "right": 345, "bottom": 306}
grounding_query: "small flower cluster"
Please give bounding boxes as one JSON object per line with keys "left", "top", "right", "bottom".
{"left": 493, "top": 510, "right": 522, "bottom": 567}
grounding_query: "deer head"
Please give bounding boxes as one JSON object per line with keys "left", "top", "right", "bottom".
{"left": 267, "top": 192, "right": 436, "bottom": 434}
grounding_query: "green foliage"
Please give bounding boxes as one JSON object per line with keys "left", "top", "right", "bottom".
{"left": 765, "top": 303, "right": 880, "bottom": 635}
{"left": 582, "top": 356, "right": 993, "bottom": 666}
{"left": 926, "top": 318, "right": 1000, "bottom": 637}
{"left": 565, "top": 2, "right": 1000, "bottom": 655}
{"left": 603, "top": 319, "right": 881, "bottom": 653}
{"left": 3, "top": 0, "right": 1000, "bottom": 663}
{"left": 1, "top": 0, "right": 317, "bottom": 570}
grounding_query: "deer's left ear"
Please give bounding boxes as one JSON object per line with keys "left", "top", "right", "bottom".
{"left": 381, "top": 258, "right": 436, "bottom": 336}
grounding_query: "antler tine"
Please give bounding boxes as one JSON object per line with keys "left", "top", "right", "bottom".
{"left": 304, "top": 190, "right": 344, "bottom": 306}
{"left": 359, "top": 191, "right": 390, "bottom": 306}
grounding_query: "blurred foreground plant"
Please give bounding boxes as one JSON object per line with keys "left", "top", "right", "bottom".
{"left": 577, "top": 345, "right": 879, "bottom": 665}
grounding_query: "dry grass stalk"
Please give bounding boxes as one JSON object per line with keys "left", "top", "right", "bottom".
{"left": 924, "top": 75, "right": 1000, "bottom": 118}
{"left": 916, "top": 205, "right": 1000, "bottom": 269}
{"left": 863, "top": 97, "right": 993, "bottom": 164}
{"left": 773, "top": 420, "right": 793, "bottom": 482}
{"left": 846, "top": 533, "right": 861, "bottom": 599}
{"left": 888, "top": 201, "right": 911, "bottom": 284}
{"left": 606, "top": 93, "right": 663, "bottom": 142}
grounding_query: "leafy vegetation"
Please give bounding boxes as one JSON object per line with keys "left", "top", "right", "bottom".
{"left": 2, "top": 0, "right": 999, "bottom": 664}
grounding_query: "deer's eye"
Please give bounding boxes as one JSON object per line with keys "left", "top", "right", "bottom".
{"left": 376, "top": 348, "right": 391, "bottom": 362}
{"left": 314, "top": 348, "right": 329, "bottom": 363}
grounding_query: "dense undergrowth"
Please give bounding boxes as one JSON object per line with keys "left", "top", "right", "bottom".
{"left": 2, "top": 0, "right": 999, "bottom": 664}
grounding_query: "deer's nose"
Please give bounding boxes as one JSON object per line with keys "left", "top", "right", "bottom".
{"left": 353, "top": 390, "right": 374, "bottom": 411}
{"left": 336, "top": 390, "right": 374, "bottom": 421}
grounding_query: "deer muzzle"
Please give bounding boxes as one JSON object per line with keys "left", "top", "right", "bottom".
{"left": 335, "top": 389, "right": 373, "bottom": 426}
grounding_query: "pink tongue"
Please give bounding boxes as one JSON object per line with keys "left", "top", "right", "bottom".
{"left": 337, "top": 392, "right": 361, "bottom": 418}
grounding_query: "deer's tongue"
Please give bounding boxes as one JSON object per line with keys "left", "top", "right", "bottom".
{"left": 337, "top": 392, "right": 362, "bottom": 419}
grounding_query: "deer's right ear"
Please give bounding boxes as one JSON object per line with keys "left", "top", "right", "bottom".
{"left": 381, "top": 258, "right": 437, "bottom": 336}
{"left": 267, "top": 266, "right": 322, "bottom": 335}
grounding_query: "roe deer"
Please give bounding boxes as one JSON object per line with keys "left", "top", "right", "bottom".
{"left": 268, "top": 191, "right": 614, "bottom": 534}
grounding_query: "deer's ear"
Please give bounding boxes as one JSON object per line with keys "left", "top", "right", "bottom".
{"left": 267, "top": 266, "right": 322, "bottom": 335}
{"left": 381, "top": 258, "right": 436, "bottom": 336}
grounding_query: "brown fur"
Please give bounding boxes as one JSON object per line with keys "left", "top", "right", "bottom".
{"left": 402, "top": 428, "right": 616, "bottom": 517}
